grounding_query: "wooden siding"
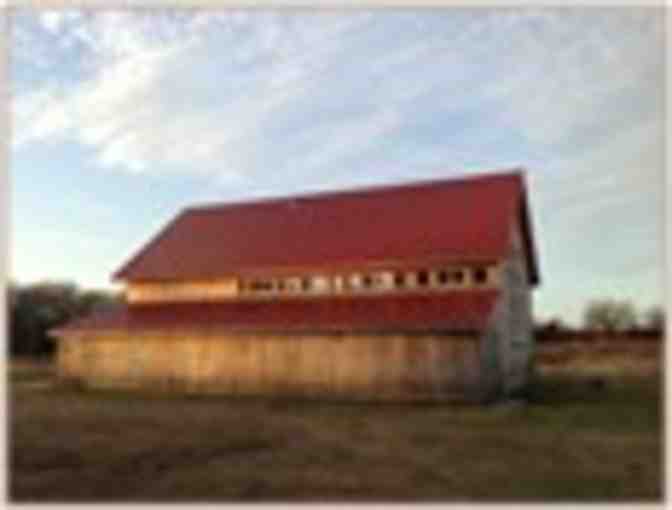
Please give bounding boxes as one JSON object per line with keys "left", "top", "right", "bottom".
{"left": 493, "top": 217, "right": 535, "bottom": 395}
{"left": 477, "top": 320, "right": 504, "bottom": 401}
{"left": 57, "top": 332, "right": 485, "bottom": 402}
{"left": 126, "top": 279, "right": 239, "bottom": 304}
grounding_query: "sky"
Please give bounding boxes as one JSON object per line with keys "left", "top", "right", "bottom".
{"left": 10, "top": 8, "right": 665, "bottom": 326}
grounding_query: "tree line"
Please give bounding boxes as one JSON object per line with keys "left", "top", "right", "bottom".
{"left": 8, "top": 282, "right": 121, "bottom": 357}
{"left": 5, "top": 281, "right": 666, "bottom": 358}
{"left": 539, "top": 299, "right": 664, "bottom": 335}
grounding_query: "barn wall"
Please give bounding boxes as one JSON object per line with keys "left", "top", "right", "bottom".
{"left": 477, "top": 309, "right": 505, "bottom": 402}
{"left": 496, "top": 217, "right": 535, "bottom": 395}
{"left": 57, "top": 332, "right": 486, "bottom": 402}
{"left": 126, "top": 279, "right": 239, "bottom": 304}
{"left": 124, "top": 264, "right": 501, "bottom": 305}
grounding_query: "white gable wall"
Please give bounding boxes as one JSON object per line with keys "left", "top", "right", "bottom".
{"left": 492, "top": 214, "right": 535, "bottom": 396}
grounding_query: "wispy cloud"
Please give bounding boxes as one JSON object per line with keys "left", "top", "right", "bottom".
{"left": 13, "top": 10, "right": 663, "bottom": 180}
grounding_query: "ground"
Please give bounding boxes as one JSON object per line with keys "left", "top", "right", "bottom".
{"left": 10, "top": 338, "right": 662, "bottom": 502}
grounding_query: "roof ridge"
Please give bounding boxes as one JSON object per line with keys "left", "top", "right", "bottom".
{"left": 187, "top": 167, "right": 525, "bottom": 213}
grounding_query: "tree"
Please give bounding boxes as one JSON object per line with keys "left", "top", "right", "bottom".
{"left": 542, "top": 317, "right": 567, "bottom": 332}
{"left": 9, "top": 281, "right": 121, "bottom": 357}
{"left": 643, "top": 306, "right": 665, "bottom": 332}
{"left": 583, "top": 299, "right": 638, "bottom": 333}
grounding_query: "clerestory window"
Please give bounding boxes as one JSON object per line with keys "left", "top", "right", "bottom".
{"left": 473, "top": 267, "right": 488, "bottom": 285}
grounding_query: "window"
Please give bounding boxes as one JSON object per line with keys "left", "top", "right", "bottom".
{"left": 333, "top": 276, "right": 345, "bottom": 292}
{"left": 438, "top": 269, "right": 464, "bottom": 285}
{"left": 242, "top": 268, "right": 498, "bottom": 296}
{"left": 250, "top": 280, "right": 274, "bottom": 292}
{"left": 372, "top": 272, "right": 390, "bottom": 289}
{"left": 312, "top": 276, "right": 331, "bottom": 293}
{"left": 348, "top": 274, "right": 363, "bottom": 290}
{"left": 286, "top": 278, "right": 302, "bottom": 293}
{"left": 473, "top": 267, "right": 488, "bottom": 285}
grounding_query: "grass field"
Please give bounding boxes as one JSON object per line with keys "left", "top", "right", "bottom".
{"left": 9, "top": 340, "right": 663, "bottom": 502}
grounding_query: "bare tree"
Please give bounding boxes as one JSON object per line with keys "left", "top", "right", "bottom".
{"left": 583, "top": 299, "right": 638, "bottom": 333}
{"left": 643, "top": 306, "right": 665, "bottom": 332}
{"left": 543, "top": 317, "right": 567, "bottom": 332}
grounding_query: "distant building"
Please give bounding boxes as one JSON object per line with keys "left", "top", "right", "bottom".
{"left": 54, "top": 169, "right": 540, "bottom": 402}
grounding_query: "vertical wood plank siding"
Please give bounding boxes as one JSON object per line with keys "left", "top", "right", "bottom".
{"left": 491, "top": 218, "right": 535, "bottom": 396}
{"left": 126, "top": 279, "right": 239, "bottom": 303}
{"left": 58, "top": 332, "right": 483, "bottom": 402}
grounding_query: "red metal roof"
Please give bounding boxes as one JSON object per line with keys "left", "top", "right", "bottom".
{"left": 113, "top": 169, "right": 539, "bottom": 284}
{"left": 53, "top": 290, "right": 500, "bottom": 336}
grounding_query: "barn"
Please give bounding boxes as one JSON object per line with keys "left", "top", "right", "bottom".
{"left": 53, "top": 169, "right": 540, "bottom": 403}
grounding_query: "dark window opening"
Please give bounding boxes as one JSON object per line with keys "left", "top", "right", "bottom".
{"left": 362, "top": 275, "right": 373, "bottom": 288}
{"left": 301, "top": 278, "right": 312, "bottom": 292}
{"left": 250, "top": 280, "right": 274, "bottom": 292}
{"left": 394, "top": 272, "right": 405, "bottom": 287}
{"left": 372, "top": 274, "right": 386, "bottom": 288}
{"left": 473, "top": 267, "right": 488, "bottom": 285}
{"left": 417, "top": 270, "right": 429, "bottom": 286}
{"left": 437, "top": 269, "right": 465, "bottom": 285}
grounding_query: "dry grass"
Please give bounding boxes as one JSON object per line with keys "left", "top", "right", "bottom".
{"left": 9, "top": 340, "right": 662, "bottom": 502}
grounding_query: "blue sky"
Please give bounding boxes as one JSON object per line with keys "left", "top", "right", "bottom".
{"left": 10, "top": 8, "right": 665, "bottom": 325}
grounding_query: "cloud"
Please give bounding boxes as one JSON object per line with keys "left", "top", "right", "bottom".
{"left": 14, "top": 9, "right": 662, "bottom": 184}
{"left": 12, "top": 11, "right": 385, "bottom": 177}
{"left": 40, "top": 11, "right": 65, "bottom": 33}
{"left": 473, "top": 9, "right": 664, "bottom": 150}
{"left": 13, "top": 41, "right": 187, "bottom": 149}
{"left": 12, "top": 9, "right": 664, "bottom": 192}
